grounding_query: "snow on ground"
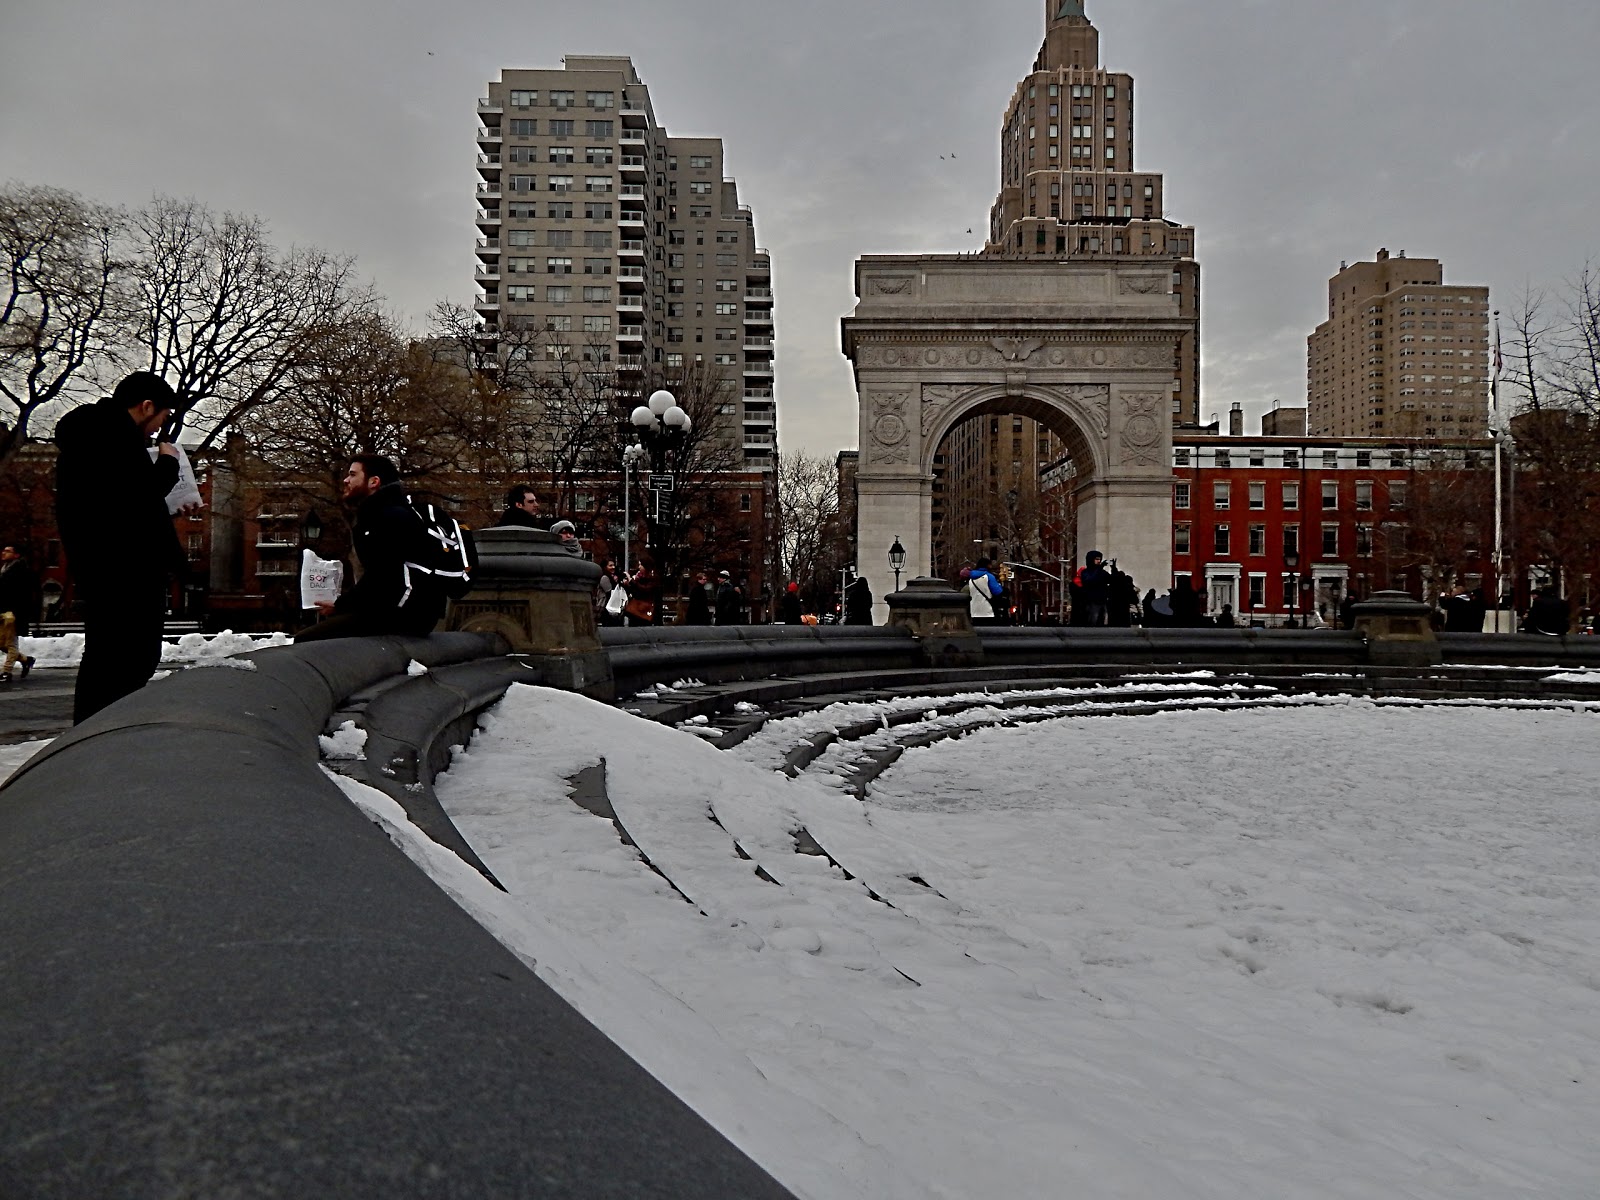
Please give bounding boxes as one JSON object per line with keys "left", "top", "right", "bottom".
{"left": 19, "top": 630, "right": 291, "bottom": 668}
{"left": 397, "top": 688, "right": 1600, "bottom": 1199}
{"left": 0, "top": 739, "right": 51, "bottom": 783}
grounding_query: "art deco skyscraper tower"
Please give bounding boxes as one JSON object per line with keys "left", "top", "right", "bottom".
{"left": 987, "top": 0, "right": 1200, "bottom": 425}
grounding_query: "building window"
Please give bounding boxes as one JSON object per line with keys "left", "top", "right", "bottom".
{"left": 1322, "top": 450, "right": 1338, "bottom": 468}
{"left": 584, "top": 176, "right": 612, "bottom": 193}
{"left": 549, "top": 90, "right": 575, "bottom": 109}
{"left": 1283, "top": 525, "right": 1300, "bottom": 557}
{"left": 547, "top": 229, "right": 572, "bottom": 247}
{"left": 547, "top": 145, "right": 574, "bottom": 164}
{"left": 1249, "top": 448, "right": 1265, "bottom": 467}
{"left": 1174, "top": 524, "right": 1191, "bottom": 555}
{"left": 582, "top": 258, "right": 610, "bottom": 275}
{"left": 585, "top": 91, "right": 614, "bottom": 109}
{"left": 689, "top": 154, "right": 714, "bottom": 169}
{"left": 1215, "top": 449, "right": 1231, "bottom": 468}
{"left": 584, "top": 202, "right": 612, "bottom": 220}
{"left": 1214, "top": 525, "right": 1231, "bottom": 556}
{"left": 509, "top": 90, "right": 536, "bottom": 108}
{"left": 1174, "top": 482, "right": 1190, "bottom": 509}
{"left": 1248, "top": 481, "right": 1265, "bottom": 509}
{"left": 1355, "top": 481, "right": 1373, "bottom": 510}
{"left": 548, "top": 175, "right": 574, "bottom": 192}
{"left": 1173, "top": 449, "right": 1190, "bottom": 466}
{"left": 1321, "top": 525, "right": 1339, "bottom": 557}
{"left": 1249, "top": 575, "right": 1266, "bottom": 609}
{"left": 713, "top": 352, "right": 737, "bottom": 365}
{"left": 690, "top": 205, "right": 712, "bottom": 219}
{"left": 585, "top": 146, "right": 613, "bottom": 165}
{"left": 1282, "top": 576, "right": 1297, "bottom": 610}
{"left": 1284, "top": 448, "right": 1300, "bottom": 469}
{"left": 547, "top": 202, "right": 574, "bottom": 219}
{"left": 504, "top": 285, "right": 535, "bottom": 302}
{"left": 582, "top": 286, "right": 611, "bottom": 302}
{"left": 545, "top": 285, "right": 571, "bottom": 303}
{"left": 545, "top": 314, "right": 572, "bottom": 332}
{"left": 585, "top": 120, "right": 613, "bottom": 138}
{"left": 1249, "top": 524, "right": 1266, "bottom": 556}
{"left": 1321, "top": 480, "right": 1339, "bottom": 509}
{"left": 689, "top": 181, "right": 713, "bottom": 195}
{"left": 583, "top": 229, "right": 612, "bottom": 248}
{"left": 1213, "top": 481, "right": 1230, "bottom": 510}
{"left": 1357, "top": 525, "right": 1374, "bottom": 556}
{"left": 546, "top": 257, "right": 572, "bottom": 274}
{"left": 509, "top": 174, "right": 535, "bottom": 193}
{"left": 1356, "top": 451, "right": 1372, "bottom": 468}
{"left": 507, "top": 230, "right": 535, "bottom": 248}
{"left": 548, "top": 119, "right": 574, "bottom": 138}
{"left": 1389, "top": 481, "right": 1407, "bottom": 509}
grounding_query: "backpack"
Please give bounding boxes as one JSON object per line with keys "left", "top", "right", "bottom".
{"left": 398, "top": 497, "right": 476, "bottom": 612}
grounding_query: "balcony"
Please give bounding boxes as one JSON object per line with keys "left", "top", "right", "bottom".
{"left": 474, "top": 296, "right": 501, "bottom": 312}
{"left": 619, "top": 155, "right": 647, "bottom": 175}
{"left": 743, "top": 432, "right": 776, "bottom": 449}
{"left": 620, "top": 103, "right": 648, "bottom": 123}
{"left": 477, "top": 152, "right": 501, "bottom": 169}
{"left": 619, "top": 183, "right": 645, "bottom": 198}
{"left": 616, "top": 297, "right": 645, "bottom": 313}
{"left": 618, "top": 239, "right": 645, "bottom": 257}
{"left": 745, "top": 288, "right": 772, "bottom": 302}
{"left": 474, "top": 265, "right": 500, "bottom": 282}
{"left": 618, "top": 212, "right": 646, "bottom": 228}
{"left": 617, "top": 325, "right": 645, "bottom": 341}
{"left": 743, "top": 309, "right": 773, "bottom": 324}
{"left": 743, "top": 335, "right": 773, "bottom": 350}
{"left": 743, "top": 361, "right": 774, "bottom": 377}
{"left": 619, "top": 131, "right": 646, "bottom": 147}
{"left": 476, "top": 210, "right": 501, "bottom": 227}
{"left": 617, "top": 354, "right": 645, "bottom": 371}
{"left": 747, "top": 258, "right": 770, "bottom": 275}
{"left": 475, "top": 236, "right": 500, "bottom": 253}
{"left": 743, "top": 388, "right": 774, "bottom": 401}
{"left": 617, "top": 265, "right": 646, "bottom": 283}
{"left": 477, "top": 126, "right": 502, "bottom": 143}
{"left": 477, "top": 97, "right": 503, "bottom": 114}
{"left": 742, "top": 412, "right": 776, "bottom": 427}
{"left": 476, "top": 182, "right": 502, "bottom": 200}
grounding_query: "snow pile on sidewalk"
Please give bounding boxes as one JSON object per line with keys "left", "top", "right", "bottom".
{"left": 19, "top": 630, "right": 291, "bottom": 668}
{"left": 343, "top": 688, "right": 1600, "bottom": 1200}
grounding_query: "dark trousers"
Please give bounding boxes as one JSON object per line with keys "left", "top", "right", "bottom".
{"left": 75, "top": 573, "right": 168, "bottom": 724}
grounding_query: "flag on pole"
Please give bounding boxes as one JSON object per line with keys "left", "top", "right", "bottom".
{"left": 1488, "top": 313, "right": 1509, "bottom": 438}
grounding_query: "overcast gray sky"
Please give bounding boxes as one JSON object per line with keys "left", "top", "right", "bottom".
{"left": 4, "top": 0, "right": 1597, "bottom": 455}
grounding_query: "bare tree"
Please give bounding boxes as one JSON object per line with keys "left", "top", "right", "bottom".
{"left": 126, "top": 195, "right": 367, "bottom": 446}
{"left": 0, "top": 183, "right": 125, "bottom": 470}
{"left": 776, "top": 449, "right": 841, "bottom": 587}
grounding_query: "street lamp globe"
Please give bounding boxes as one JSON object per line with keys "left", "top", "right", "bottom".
{"left": 647, "top": 388, "right": 676, "bottom": 417}
{"left": 630, "top": 405, "right": 654, "bottom": 428}
{"left": 662, "top": 405, "right": 691, "bottom": 431}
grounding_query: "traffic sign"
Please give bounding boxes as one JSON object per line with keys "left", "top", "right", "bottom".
{"left": 649, "top": 474, "right": 674, "bottom": 492}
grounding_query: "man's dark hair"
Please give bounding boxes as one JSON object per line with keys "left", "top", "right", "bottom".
{"left": 975, "top": 557, "right": 990, "bottom": 569}
{"left": 504, "top": 484, "right": 537, "bottom": 508}
{"left": 351, "top": 454, "right": 400, "bottom": 488}
{"left": 113, "top": 371, "right": 177, "bottom": 411}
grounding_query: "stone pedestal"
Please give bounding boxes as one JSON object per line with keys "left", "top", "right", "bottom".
{"left": 1352, "top": 590, "right": 1441, "bottom": 667}
{"left": 444, "top": 527, "right": 613, "bottom": 698}
{"left": 885, "top": 577, "right": 985, "bottom": 668}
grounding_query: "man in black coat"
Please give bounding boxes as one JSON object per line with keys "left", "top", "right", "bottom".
{"left": 296, "top": 455, "right": 443, "bottom": 642}
{"left": 714, "top": 570, "right": 743, "bottom": 626}
{"left": 495, "top": 484, "right": 543, "bottom": 529}
{"left": 54, "top": 372, "right": 188, "bottom": 722}
{"left": 0, "top": 544, "right": 40, "bottom": 681}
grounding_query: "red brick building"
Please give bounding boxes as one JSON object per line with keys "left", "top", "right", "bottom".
{"left": 1172, "top": 432, "right": 1497, "bottom": 625}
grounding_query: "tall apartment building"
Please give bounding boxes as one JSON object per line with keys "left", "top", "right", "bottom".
{"left": 1307, "top": 249, "right": 1490, "bottom": 440}
{"left": 474, "top": 57, "right": 776, "bottom": 468}
{"left": 987, "top": 0, "right": 1201, "bottom": 426}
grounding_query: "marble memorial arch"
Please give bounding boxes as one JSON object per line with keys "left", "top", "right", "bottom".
{"left": 841, "top": 255, "right": 1189, "bottom": 612}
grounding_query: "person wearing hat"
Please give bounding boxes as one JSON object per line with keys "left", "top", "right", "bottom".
{"left": 714, "top": 569, "right": 742, "bottom": 625}
{"left": 548, "top": 519, "right": 584, "bottom": 557}
{"left": 779, "top": 580, "right": 803, "bottom": 625}
{"left": 54, "top": 371, "right": 190, "bottom": 723}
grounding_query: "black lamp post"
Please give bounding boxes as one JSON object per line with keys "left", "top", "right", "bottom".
{"left": 1283, "top": 550, "right": 1301, "bottom": 628}
{"left": 888, "top": 535, "right": 906, "bottom": 592}
{"left": 629, "top": 389, "right": 692, "bottom": 623}
{"left": 301, "top": 510, "right": 323, "bottom": 546}
{"left": 1329, "top": 577, "right": 1343, "bottom": 629}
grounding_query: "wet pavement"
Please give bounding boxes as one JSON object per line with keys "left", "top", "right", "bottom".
{"left": 0, "top": 668, "right": 75, "bottom": 745}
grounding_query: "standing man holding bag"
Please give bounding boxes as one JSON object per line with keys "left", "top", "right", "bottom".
{"left": 54, "top": 372, "right": 189, "bottom": 723}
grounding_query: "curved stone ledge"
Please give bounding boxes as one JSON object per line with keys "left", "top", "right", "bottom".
{"left": 0, "top": 633, "right": 795, "bottom": 1199}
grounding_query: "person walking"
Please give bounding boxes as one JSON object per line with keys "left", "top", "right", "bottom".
{"left": 54, "top": 372, "right": 189, "bottom": 723}
{"left": 779, "top": 581, "right": 803, "bottom": 625}
{"left": 714, "top": 570, "right": 743, "bottom": 625}
{"left": 967, "top": 557, "right": 1005, "bottom": 625}
{"left": 295, "top": 455, "right": 443, "bottom": 642}
{"left": 685, "top": 571, "right": 714, "bottom": 626}
{"left": 843, "top": 575, "right": 874, "bottom": 625}
{"left": 1075, "top": 551, "right": 1111, "bottom": 627}
{"left": 0, "top": 545, "right": 39, "bottom": 682}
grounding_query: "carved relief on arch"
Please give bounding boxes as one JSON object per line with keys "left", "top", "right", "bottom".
{"left": 920, "top": 383, "right": 974, "bottom": 440}
{"left": 868, "top": 391, "right": 913, "bottom": 465}
{"left": 1119, "top": 393, "right": 1166, "bottom": 467}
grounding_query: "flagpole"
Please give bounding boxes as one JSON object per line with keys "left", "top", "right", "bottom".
{"left": 1489, "top": 310, "right": 1513, "bottom": 632}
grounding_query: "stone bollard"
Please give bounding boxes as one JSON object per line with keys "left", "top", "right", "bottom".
{"left": 1351, "top": 590, "right": 1442, "bottom": 667}
{"left": 444, "top": 527, "right": 614, "bottom": 698}
{"left": 885, "top": 576, "right": 985, "bottom": 668}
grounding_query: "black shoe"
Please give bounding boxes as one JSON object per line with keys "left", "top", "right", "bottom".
{"left": 20, "top": 656, "right": 33, "bottom": 679}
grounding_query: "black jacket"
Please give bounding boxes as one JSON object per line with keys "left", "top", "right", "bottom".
{"left": 714, "top": 581, "right": 742, "bottom": 625}
{"left": 495, "top": 506, "right": 542, "bottom": 529}
{"left": 338, "top": 483, "right": 443, "bottom": 635}
{"left": 844, "top": 578, "right": 874, "bottom": 625}
{"left": 0, "top": 560, "right": 39, "bottom": 634}
{"left": 780, "top": 591, "right": 803, "bottom": 624}
{"left": 54, "top": 397, "right": 185, "bottom": 583}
